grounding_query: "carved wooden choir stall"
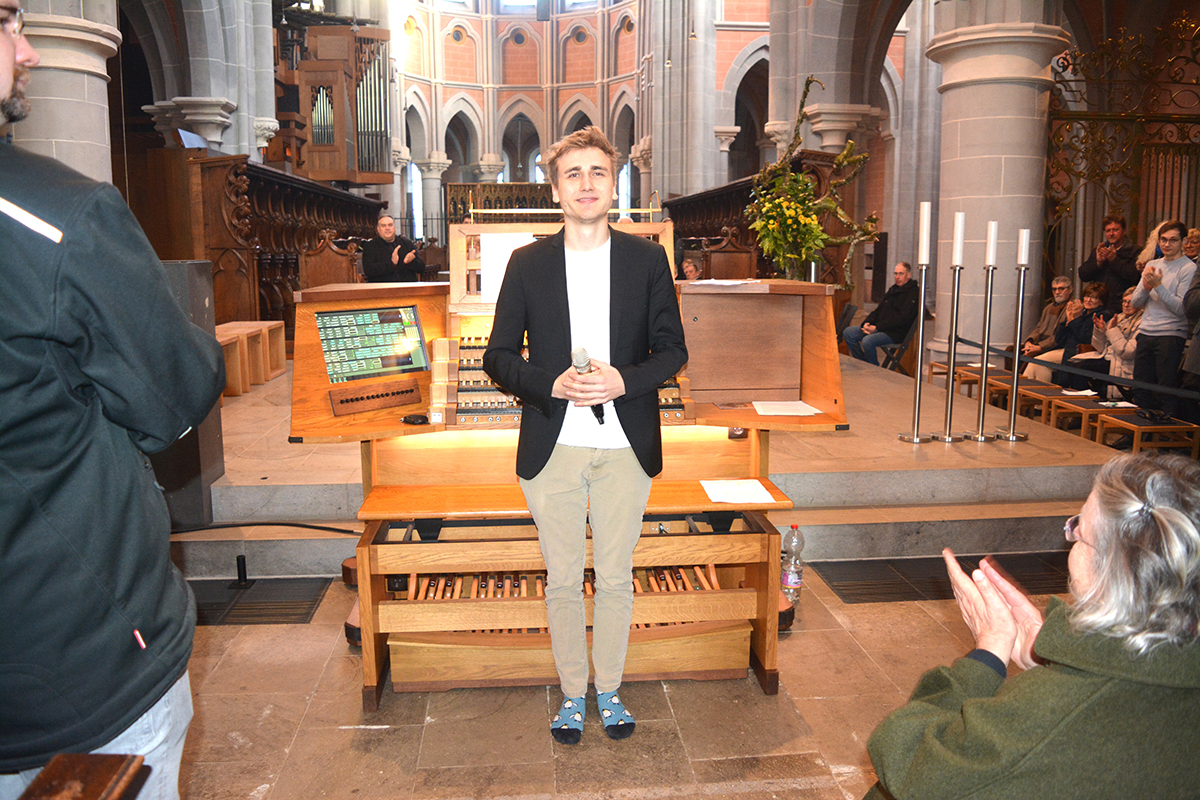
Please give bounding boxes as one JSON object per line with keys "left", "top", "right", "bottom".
{"left": 289, "top": 221, "right": 848, "bottom": 711}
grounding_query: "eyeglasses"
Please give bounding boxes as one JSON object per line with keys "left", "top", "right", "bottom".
{"left": 1052, "top": 286, "right": 1071, "bottom": 292}
{"left": 1159, "top": 236, "right": 1181, "bottom": 244}
{"left": 1064, "top": 514, "right": 1081, "bottom": 542}
{"left": 1, "top": 6, "right": 24, "bottom": 38}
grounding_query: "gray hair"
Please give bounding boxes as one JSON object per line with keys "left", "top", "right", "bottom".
{"left": 1071, "top": 453, "right": 1200, "bottom": 654}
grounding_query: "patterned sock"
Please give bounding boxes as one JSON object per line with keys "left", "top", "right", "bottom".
{"left": 597, "top": 689, "right": 635, "bottom": 740}
{"left": 550, "top": 695, "right": 585, "bottom": 744}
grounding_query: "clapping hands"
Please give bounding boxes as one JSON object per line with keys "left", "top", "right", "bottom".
{"left": 943, "top": 549, "right": 1045, "bottom": 670}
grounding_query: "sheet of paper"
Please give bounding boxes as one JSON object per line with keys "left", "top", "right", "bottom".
{"left": 701, "top": 279, "right": 760, "bottom": 285}
{"left": 700, "top": 479, "right": 776, "bottom": 505}
{"left": 752, "top": 400, "right": 821, "bottom": 416}
{"left": 480, "top": 232, "right": 536, "bottom": 303}
{"left": 1061, "top": 389, "right": 1097, "bottom": 396}
{"left": 1068, "top": 351, "right": 1107, "bottom": 361}
{"left": 1098, "top": 400, "right": 1137, "bottom": 408}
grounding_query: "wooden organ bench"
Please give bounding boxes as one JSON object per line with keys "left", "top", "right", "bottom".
{"left": 290, "top": 222, "right": 848, "bottom": 712}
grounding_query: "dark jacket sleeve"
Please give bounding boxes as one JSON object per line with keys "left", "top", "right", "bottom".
{"left": 483, "top": 246, "right": 564, "bottom": 418}
{"left": 612, "top": 242, "right": 688, "bottom": 405}
{"left": 54, "top": 182, "right": 224, "bottom": 453}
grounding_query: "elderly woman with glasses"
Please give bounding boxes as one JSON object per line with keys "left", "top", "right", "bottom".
{"left": 864, "top": 453, "right": 1200, "bottom": 800}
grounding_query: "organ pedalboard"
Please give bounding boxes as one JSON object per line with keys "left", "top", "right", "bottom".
{"left": 428, "top": 337, "right": 693, "bottom": 429}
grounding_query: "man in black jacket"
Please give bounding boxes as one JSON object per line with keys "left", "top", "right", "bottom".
{"left": 361, "top": 214, "right": 426, "bottom": 282}
{"left": 843, "top": 262, "right": 920, "bottom": 366}
{"left": 1, "top": 10, "right": 225, "bottom": 798}
{"left": 1079, "top": 214, "right": 1139, "bottom": 315}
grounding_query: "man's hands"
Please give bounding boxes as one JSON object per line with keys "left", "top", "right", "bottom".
{"left": 943, "top": 549, "right": 1045, "bottom": 670}
{"left": 1022, "top": 341, "right": 1042, "bottom": 356}
{"left": 1142, "top": 265, "right": 1163, "bottom": 291}
{"left": 1096, "top": 243, "right": 1115, "bottom": 263}
{"left": 1064, "top": 298, "right": 1085, "bottom": 321}
{"left": 552, "top": 359, "right": 626, "bottom": 407}
{"left": 390, "top": 245, "right": 417, "bottom": 265}
{"left": 862, "top": 323, "right": 877, "bottom": 334}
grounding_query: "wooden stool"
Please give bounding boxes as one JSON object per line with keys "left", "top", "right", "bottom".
{"left": 1049, "top": 398, "right": 1140, "bottom": 440}
{"left": 220, "top": 320, "right": 286, "bottom": 380}
{"left": 215, "top": 323, "right": 264, "bottom": 385}
{"left": 216, "top": 332, "right": 246, "bottom": 397}
{"left": 1095, "top": 414, "right": 1200, "bottom": 457}
{"left": 1016, "top": 385, "right": 1069, "bottom": 421}
{"left": 985, "top": 375, "right": 1051, "bottom": 411}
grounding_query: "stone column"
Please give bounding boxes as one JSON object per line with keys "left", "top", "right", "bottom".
{"left": 713, "top": 125, "right": 740, "bottom": 185}
{"left": 17, "top": 8, "right": 120, "bottom": 182}
{"left": 630, "top": 138, "right": 652, "bottom": 214}
{"left": 926, "top": 19, "right": 1070, "bottom": 356}
{"left": 390, "top": 144, "right": 411, "bottom": 235}
{"left": 415, "top": 154, "right": 451, "bottom": 245}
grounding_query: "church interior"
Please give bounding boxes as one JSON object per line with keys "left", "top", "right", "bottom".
{"left": 7, "top": 0, "right": 1199, "bottom": 797}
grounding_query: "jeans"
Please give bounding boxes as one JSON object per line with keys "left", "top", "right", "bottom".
{"left": 1132, "top": 333, "right": 1185, "bottom": 417}
{"left": 0, "top": 671, "right": 193, "bottom": 800}
{"left": 843, "top": 327, "right": 895, "bottom": 366}
{"left": 519, "top": 445, "right": 652, "bottom": 698}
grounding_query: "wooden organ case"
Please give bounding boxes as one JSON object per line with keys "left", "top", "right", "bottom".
{"left": 290, "top": 221, "right": 848, "bottom": 711}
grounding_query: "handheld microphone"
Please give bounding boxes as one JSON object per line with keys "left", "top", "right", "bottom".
{"left": 569, "top": 347, "right": 605, "bottom": 424}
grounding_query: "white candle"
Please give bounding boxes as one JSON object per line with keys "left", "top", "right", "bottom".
{"left": 918, "top": 202, "right": 931, "bottom": 265}
{"left": 985, "top": 220, "right": 998, "bottom": 266}
{"left": 1017, "top": 228, "right": 1030, "bottom": 265}
{"left": 951, "top": 212, "right": 965, "bottom": 266}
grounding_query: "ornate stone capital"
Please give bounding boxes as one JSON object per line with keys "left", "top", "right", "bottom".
{"left": 141, "top": 100, "right": 185, "bottom": 146}
{"left": 803, "top": 104, "right": 880, "bottom": 153}
{"left": 392, "top": 141, "right": 411, "bottom": 169}
{"left": 415, "top": 152, "right": 453, "bottom": 180}
{"left": 254, "top": 117, "right": 280, "bottom": 148}
{"left": 629, "top": 135, "right": 652, "bottom": 171}
{"left": 471, "top": 154, "right": 505, "bottom": 183}
{"left": 713, "top": 125, "right": 741, "bottom": 152}
{"left": 23, "top": 13, "right": 120, "bottom": 79}
{"left": 762, "top": 120, "right": 793, "bottom": 150}
{"left": 172, "top": 96, "right": 237, "bottom": 147}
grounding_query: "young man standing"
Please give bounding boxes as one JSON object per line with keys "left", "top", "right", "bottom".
{"left": 1130, "top": 220, "right": 1197, "bottom": 417}
{"left": 483, "top": 127, "right": 687, "bottom": 744}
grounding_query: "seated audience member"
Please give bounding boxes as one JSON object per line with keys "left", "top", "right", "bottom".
{"left": 1021, "top": 276, "right": 1072, "bottom": 382}
{"left": 1130, "top": 220, "right": 1196, "bottom": 417}
{"left": 843, "top": 262, "right": 919, "bottom": 366}
{"left": 361, "top": 214, "right": 426, "bottom": 282}
{"left": 1185, "top": 228, "right": 1200, "bottom": 262}
{"left": 1091, "top": 286, "right": 1142, "bottom": 399}
{"left": 679, "top": 258, "right": 701, "bottom": 280}
{"left": 1079, "top": 214, "right": 1139, "bottom": 315}
{"left": 864, "top": 452, "right": 1200, "bottom": 800}
{"left": 1053, "top": 282, "right": 1112, "bottom": 389}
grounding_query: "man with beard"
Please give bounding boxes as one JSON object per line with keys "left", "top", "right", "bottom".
{"left": 1, "top": 6, "right": 225, "bottom": 797}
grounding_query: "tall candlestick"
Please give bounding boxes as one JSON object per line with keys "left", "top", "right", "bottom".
{"left": 1017, "top": 228, "right": 1030, "bottom": 265}
{"left": 951, "top": 212, "right": 966, "bottom": 266}
{"left": 985, "top": 220, "right": 998, "bottom": 266}
{"left": 918, "top": 202, "right": 931, "bottom": 264}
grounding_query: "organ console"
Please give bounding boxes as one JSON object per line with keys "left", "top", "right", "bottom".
{"left": 290, "top": 220, "right": 847, "bottom": 711}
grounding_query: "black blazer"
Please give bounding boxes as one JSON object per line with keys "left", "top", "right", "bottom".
{"left": 483, "top": 228, "right": 688, "bottom": 480}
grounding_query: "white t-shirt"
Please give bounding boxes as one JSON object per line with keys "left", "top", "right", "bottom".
{"left": 556, "top": 238, "right": 632, "bottom": 449}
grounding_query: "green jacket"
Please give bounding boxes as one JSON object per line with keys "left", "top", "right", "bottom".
{"left": 866, "top": 598, "right": 1200, "bottom": 799}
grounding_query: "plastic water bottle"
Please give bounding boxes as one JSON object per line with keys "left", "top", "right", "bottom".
{"left": 781, "top": 524, "right": 805, "bottom": 604}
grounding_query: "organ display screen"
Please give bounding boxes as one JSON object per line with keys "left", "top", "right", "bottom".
{"left": 315, "top": 305, "right": 430, "bottom": 383}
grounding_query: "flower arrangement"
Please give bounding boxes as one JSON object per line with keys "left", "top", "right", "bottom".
{"left": 745, "top": 76, "right": 879, "bottom": 286}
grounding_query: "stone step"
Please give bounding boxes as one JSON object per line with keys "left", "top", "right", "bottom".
{"left": 170, "top": 522, "right": 360, "bottom": 580}
{"left": 768, "top": 498, "right": 1079, "bottom": 561}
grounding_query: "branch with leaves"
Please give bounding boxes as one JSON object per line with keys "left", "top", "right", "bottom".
{"left": 745, "top": 76, "right": 879, "bottom": 286}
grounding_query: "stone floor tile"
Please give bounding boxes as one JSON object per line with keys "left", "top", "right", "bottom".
{"left": 190, "top": 624, "right": 242, "bottom": 658}
{"left": 309, "top": 581, "right": 359, "bottom": 626}
{"left": 777, "top": 630, "right": 895, "bottom": 699}
{"left": 183, "top": 692, "right": 308, "bottom": 765}
{"left": 268, "top": 726, "right": 422, "bottom": 800}
{"left": 913, "top": 598, "right": 977, "bottom": 648}
{"left": 833, "top": 767, "right": 879, "bottom": 800}
{"left": 419, "top": 687, "right": 551, "bottom": 768}
{"left": 551, "top": 718, "right": 693, "bottom": 793}
{"left": 409, "top": 762, "right": 555, "bottom": 799}
{"left": 187, "top": 656, "right": 221, "bottom": 696}
{"left": 197, "top": 623, "right": 341, "bottom": 695}
{"left": 864, "top": 644, "right": 967, "bottom": 696}
{"left": 666, "top": 676, "right": 816, "bottom": 760}
{"left": 790, "top": 588, "right": 844, "bottom": 632}
{"left": 178, "top": 759, "right": 278, "bottom": 800}
{"left": 789, "top": 693, "right": 905, "bottom": 773}
{"left": 830, "top": 601, "right": 965, "bottom": 652}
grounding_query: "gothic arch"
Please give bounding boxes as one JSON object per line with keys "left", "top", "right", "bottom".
{"left": 497, "top": 94, "right": 548, "bottom": 150}
{"left": 610, "top": 11, "right": 636, "bottom": 76}
{"left": 610, "top": 89, "right": 637, "bottom": 156}
{"left": 717, "top": 40, "right": 769, "bottom": 128}
{"left": 117, "top": 0, "right": 183, "bottom": 101}
{"left": 557, "top": 94, "right": 601, "bottom": 139}
{"left": 404, "top": 88, "right": 432, "bottom": 159}
{"left": 441, "top": 92, "right": 485, "bottom": 163}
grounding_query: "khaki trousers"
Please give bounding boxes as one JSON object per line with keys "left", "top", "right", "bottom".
{"left": 519, "top": 444, "right": 652, "bottom": 697}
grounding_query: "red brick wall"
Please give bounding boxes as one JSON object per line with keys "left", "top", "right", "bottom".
{"left": 503, "top": 35, "right": 539, "bottom": 84}
{"left": 444, "top": 29, "right": 477, "bottom": 83}
{"left": 563, "top": 31, "right": 596, "bottom": 84}
{"left": 615, "top": 22, "right": 636, "bottom": 75}
{"left": 723, "top": 0, "right": 770, "bottom": 23}
{"left": 887, "top": 32, "right": 905, "bottom": 83}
